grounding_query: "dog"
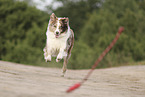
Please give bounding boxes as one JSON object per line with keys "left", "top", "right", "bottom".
{"left": 43, "top": 13, "right": 74, "bottom": 76}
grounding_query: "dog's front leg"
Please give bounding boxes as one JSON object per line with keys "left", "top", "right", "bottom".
{"left": 56, "top": 48, "right": 64, "bottom": 62}
{"left": 43, "top": 47, "right": 52, "bottom": 62}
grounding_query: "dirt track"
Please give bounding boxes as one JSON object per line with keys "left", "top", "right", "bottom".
{"left": 0, "top": 61, "right": 145, "bottom": 97}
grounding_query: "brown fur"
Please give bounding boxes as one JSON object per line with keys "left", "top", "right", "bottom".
{"left": 44, "top": 13, "right": 74, "bottom": 76}
{"left": 49, "top": 15, "right": 58, "bottom": 32}
{"left": 62, "top": 29, "right": 74, "bottom": 74}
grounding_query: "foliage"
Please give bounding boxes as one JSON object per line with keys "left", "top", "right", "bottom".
{"left": 67, "top": 0, "right": 145, "bottom": 69}
{"left": 50, "top": 0, "right": 102, "bottom": 39}
{"left": 0, "top": 0, "right": 48, "bottom": 65}
{"left": 0, "top": 0, "right": 145, "bottom": 69}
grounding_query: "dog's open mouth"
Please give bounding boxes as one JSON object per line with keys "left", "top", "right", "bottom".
{"left": 55, "top": 35, "right": 59, "bottom": 38}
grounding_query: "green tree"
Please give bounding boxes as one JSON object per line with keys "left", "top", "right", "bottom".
{"left": 68, "top": 0, "right": 145, "bottom": 69}
{"left": 0, "top": 0, "right": 48, "bottom": 65}
{"left": 50, "top": 0, "right": 102, "bottom": 39}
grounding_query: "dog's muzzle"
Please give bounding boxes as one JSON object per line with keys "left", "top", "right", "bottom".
{"left": 55, "top": 31, "right": 59, "bottom": 38}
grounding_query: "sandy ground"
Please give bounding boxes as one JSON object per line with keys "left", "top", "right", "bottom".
{"left": 0, "top": 61, "right": 145, "bottom": 97}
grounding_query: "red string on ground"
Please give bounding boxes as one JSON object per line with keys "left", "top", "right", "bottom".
{"left": 66, "top": 27, "right": 124, "bottom": 93}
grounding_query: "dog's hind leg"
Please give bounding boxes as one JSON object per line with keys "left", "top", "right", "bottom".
{"left": 61, "top": 57, "right": 68, "bottom": 77}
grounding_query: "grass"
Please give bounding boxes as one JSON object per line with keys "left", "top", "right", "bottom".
{"left": 118, "top": 60, "right": 145, "bottom": 67}
{"left": 2, "top": 59, "right": 145, "bottom": 70}
{"left": 34, "top": 59, "right": 145, "bottom": 70}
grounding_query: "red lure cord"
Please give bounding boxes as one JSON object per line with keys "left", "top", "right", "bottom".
{"left": 66, "top": 27, "right": 124, "bottom": 93}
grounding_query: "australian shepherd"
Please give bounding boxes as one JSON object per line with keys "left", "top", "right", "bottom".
{"left": 43, "top": 13, "right": 74, "bottom": 76}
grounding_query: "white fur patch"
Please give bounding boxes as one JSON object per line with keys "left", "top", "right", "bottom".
{"left": 46, "top": 19, "right": 71, "bottom": 57}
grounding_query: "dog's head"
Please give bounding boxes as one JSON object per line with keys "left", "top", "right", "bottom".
{"left": 48, "top": 13, "right": 69, "bottom": 38}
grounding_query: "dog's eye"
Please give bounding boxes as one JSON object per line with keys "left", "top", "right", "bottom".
{"left": 53, "top": 25, "right": 56, "bottom": 28}
{"left": 60, "top": 26, "right": 63, "bottom": 29}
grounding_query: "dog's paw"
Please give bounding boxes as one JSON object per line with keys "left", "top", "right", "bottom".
{"left": 45, "top": 55, "right": 51, "bottom": 62}
{"left": 61, "top": 71, "right": 66, "bottom": 77}
{"left": 56, "top": 53, "right": 63, "bottom": 62}
{"left": 56, "top": 58, "right": 61, "bottom": 63}
{"left": 45, "top": 59, "right": 51, "bottom": 62}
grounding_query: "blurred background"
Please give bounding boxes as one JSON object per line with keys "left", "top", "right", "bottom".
{"left": 0, "top": 0, "right": 145, "bottom": 69}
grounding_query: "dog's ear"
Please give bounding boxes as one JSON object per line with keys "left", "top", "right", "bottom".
{"left": 62, "top": 18, "right": 69, "bottom": 25}
{"left": 64, "top": 18, "right": 69, "bottom": 23}
{"left": 50, "top": 13, "right": 57, "bottom": 20}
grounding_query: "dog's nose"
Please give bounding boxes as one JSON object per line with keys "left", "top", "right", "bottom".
{"left": 56, "top": 31, "right": 59, "bottom": 35}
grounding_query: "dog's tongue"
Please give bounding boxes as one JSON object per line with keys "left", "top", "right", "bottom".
{"left": 55, "top": 35, "right": 59, "bottom": 38}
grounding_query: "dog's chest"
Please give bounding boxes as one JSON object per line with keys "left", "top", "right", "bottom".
{"left": 47, "top": 32, "right": 68, "bottom": 51}
{"left": 48, "top": 37, "right": 66, "bottom": 49}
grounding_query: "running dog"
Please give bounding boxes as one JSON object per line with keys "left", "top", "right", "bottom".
{"left": 43, "top": 13, "right": 74, "bottom": 76}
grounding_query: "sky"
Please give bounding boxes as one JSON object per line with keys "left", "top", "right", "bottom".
{"left": 33, "top": 0, "right": 52, "bottom": 10}
{"left": 32, "top": 0, "right": 61, "bottom": 11}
